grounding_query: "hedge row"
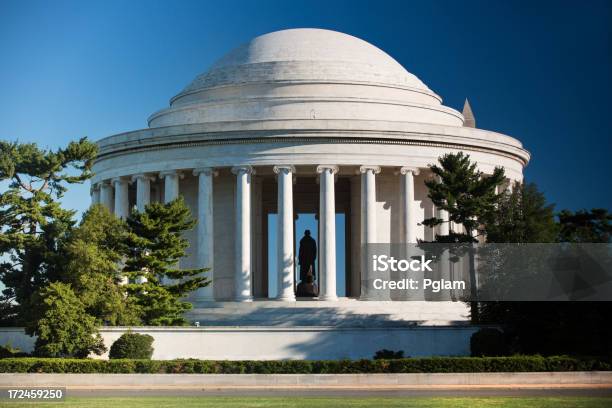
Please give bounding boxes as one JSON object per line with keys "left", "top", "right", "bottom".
{"left": 0, "top": 356, "right": 610, "bottom": 374}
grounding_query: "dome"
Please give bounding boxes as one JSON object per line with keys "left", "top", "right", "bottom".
{"left": 148, "top": 28, "right": 464, "bottom": 128}
{"left": 179, "top": 28, "right": 430, "bottom": 94}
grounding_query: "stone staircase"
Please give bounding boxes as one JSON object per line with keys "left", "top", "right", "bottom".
{"left": 185, "top": 299, "right": 470, "bottom": 327}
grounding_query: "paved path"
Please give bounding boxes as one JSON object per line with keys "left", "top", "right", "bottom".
{"left": 67, "top": 387, "right": 612, "bottom": 398}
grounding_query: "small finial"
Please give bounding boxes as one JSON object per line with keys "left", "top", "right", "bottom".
{"left": 462, "top": 98, "right": 476, "bottom": 128}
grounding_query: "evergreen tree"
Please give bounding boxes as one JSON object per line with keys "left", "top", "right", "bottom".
{"left": 558, "top": 208, "right": 611, "bottom": 243}
{"left": 60, "top": 205, "right": 140, "bottom": 325}
{"left": 0, "top": 138, "right": 97, "bottom": 325}
{"left": 423, "top": 152, "right": 505, "bottom": 241}
{"left": 26, "top": 282, "right": 106, "bottom": 358}
{"left": 485, "top": 182, "right": 558, "bottom": 243}
{"left": 123, "top": 197, "right": 209, "bottom": 325}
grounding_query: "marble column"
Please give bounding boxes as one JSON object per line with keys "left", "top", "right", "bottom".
{"left": 232, "top": 166, "right": 254, "bottom": 301}
{"left": 317, "top": 165, "right": 338, "bottom": 301}
{"left": 273, "top": 165, "right": 295, "bottom": 301}
{"left": 359, "top": 165, "right": 380, "bottom": 300}
{"left": 160, "top": 170, "right": 181, "bottom": 203}
{"left": 436, "top": 176, "right": 450, "bottom": 236}
{"left": 193, "top": 168, "right": 216, "bottom": 301}
{"left": 91, "top": 184, "right": 100, "bottom": 206}
{"left": 133, "top": 174, "right": 153, "bottom": 212}
{"left": 400, "top": 167, "right": 419, "bottom": 243}
{"left": 113, "top": 177, "right": 130, "bottom": 219}
{"left": 99, "top": 181, "right": 114, "bottom": 213}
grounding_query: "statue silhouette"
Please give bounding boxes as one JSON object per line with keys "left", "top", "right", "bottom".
{"left": 298, "top": 230, "right": 317, "bottom": 282}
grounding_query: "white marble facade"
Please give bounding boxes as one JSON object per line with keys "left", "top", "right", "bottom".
{"left": 91, "top": 28, "right": 529, "bottom": 304}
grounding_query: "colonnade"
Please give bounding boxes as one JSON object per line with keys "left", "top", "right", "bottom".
{"left": 91, "top": 165, "right": 430, "bottom": 302}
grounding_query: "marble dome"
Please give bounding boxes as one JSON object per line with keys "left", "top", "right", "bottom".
{"left": 148, "top": 28, "right": 463, "bottom": 128}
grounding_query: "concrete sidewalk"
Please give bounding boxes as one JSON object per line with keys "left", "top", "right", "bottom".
{"left": 1, "top": 372, "right": 611, "bottom": 390}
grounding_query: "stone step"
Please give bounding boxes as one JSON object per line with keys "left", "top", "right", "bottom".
{"left": 185, "top": 300, "right": 470, "bottom": 327}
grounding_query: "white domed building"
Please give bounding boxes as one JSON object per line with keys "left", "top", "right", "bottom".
{"left": 90, "top": 29, "right": 530, "bottom": 359}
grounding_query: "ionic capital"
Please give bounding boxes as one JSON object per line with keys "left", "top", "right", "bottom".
{"left": 273, "top": 165, "right": 296, "bottom": 175}
{"left": 359, "top": 165, "right": 381, "bottom": 175}
{"left": 231, "top": 165, "right": 255, "bottom": 175}
{"left": 159, "top": 169, "right": 185, "bottom": 179}
{"left": 193, "top": 167, "right": 218, "bottom": 177}
{"left": 316, "top": 165, "right": 339, "bottom": 175}
{"left": 131, "top": 173, "right": 156, "bottom": 183}
{"left": 111, "top": 176, "right": 130, "bottom": 185}
{"left": 399, "top": 166, "right": 420, "bottom": 176}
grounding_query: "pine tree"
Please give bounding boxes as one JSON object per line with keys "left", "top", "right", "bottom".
{"left": 558, "top": 208, "right": 611, "bottom": 243}
{"left": 423, "top": 152, "right": 505, "bottom": 241}
{"left": 123, "top": 197, "right": 209, "bottom": 325}
{"left": 0, "top": 138, "right": 97, "bottom": 324}
{"left": 484, "top": 182, "right": 558, "bottom": 243}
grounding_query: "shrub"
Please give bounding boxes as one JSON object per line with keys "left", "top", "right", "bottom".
{"left": 0, "top": 344, "right": 28, "bottom": 359}
{"left": 0, "top": 355, "right": 609, "bottom": 373}
{"left": 109, "top": 332, "right": 154, "bottom": 359}
{"left": 373, "top": 349, "right": 405, "bottom": 359}
{"left": 471, "top": 328, "right": 509, "bottom": 357}
{"left": 27, "top": 282, "right": 106, "bottom": 358}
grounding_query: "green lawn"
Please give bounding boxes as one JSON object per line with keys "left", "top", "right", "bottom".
{"left": 1, "top": 397, "right": 612, "bottom": 408}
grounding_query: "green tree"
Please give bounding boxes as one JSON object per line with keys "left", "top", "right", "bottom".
{"left": 123, "top": 197, "right": 209, "bottom": 325}
{"left": 0, "top": 138, "right": 97, "bottom": 325}
{"left": 422, "top": 152, "right": 505, "bottom": 321}
{"left": 26, "top": 282, "right": 106, "bottom": 358}
{"left": 558, "top": 208, "right": 611, "bottom": 243}
{"left": 60, "top": 204, "right": 140, "bottom": 326}
{"left": 485, "top": 182, "right": 558, "bottom": 243}
{"left": 423, "top": 152, "right": 505, "bottom": 241}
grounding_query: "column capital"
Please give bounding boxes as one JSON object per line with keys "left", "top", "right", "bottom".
{"left": 231, "top": 165, "right": 255, "bottom": 175}
{"left": 359, "top": 165, "right": 381, "bottom": 175}
{"left": 159, "top": 169, "right": 185, "bottom": 179}
{"left": 111, "top": 176, "right": 130, "bottom": 185}
{"left": 98, "top": 179, "right": 113, "bottom": 187}
{"left": 193, "top": 167, "right": 218, "bottom": 177}
{"left": 273, "top": 165, "right": 295, "bottom": 175}
{"left": 90, "top": 183, "right": 100, "bottom": 192}
{"left": 316, "top": 165, "right": 339, "bottom": 174}
{"left": 399, "top": 166, "right": 420, "bottom": 176}
{"left": 131, "top": 173, "right": 156, "bottom": 183}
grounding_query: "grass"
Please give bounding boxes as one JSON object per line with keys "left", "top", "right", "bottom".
{"left": 1, "top": 397, "right": 612, "bottom": 408}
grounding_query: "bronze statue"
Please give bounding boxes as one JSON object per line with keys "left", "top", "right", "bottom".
{"left": 298, "top": 229, "right": 317, "bottom": 282}
{"left": 296, "top": 273, "right": 318, "bottom": 297}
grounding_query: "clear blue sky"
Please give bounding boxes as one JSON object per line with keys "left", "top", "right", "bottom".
{"left": 1, "top": 0, "right": 610, "bottom": 216}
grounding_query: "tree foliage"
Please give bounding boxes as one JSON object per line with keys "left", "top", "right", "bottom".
{"left": 123, "top": 197, "right": 209, "bottom": 325}
{"left": 484, "top": 182, "right": 558, "bottom": 243}
{"left": 26, "top": 282, "right": 106, "bottom": 358}
{"left": 558, "top": 208, "right": 611, "bottom": 243}
{"left": 0, "top": 138, "right": 97, "bottom": 325}
{"left": 423, "top": 152, "right": 505, "bottom": 241}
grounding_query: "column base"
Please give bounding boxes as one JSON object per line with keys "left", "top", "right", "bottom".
{"left": 234, "top": 296, "right": 254, "bottom": 302}
{"left": 319, "top": 295, "right": 338, "bottom": 301}
{"left": 276, "top": 295, "right": 296, "bottom": 302}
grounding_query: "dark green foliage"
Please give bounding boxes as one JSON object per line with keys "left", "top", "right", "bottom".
{"left": 60, "top": 205, "right": 140, "bottom": 326}
{"left": 373, "top": 349, "right": 405, "bottom": 359}
{"left": 484, "top": 182, "right": 558, "bottom": 243}
{"left": 109, "top": 332, "right": 154, "bottom": 359}
{"left": 423, "top": 152, "right": 505, "bottom": 241}
{"left": 0, "top": 344, "right": 29, "bottom": 358}
{"left": 0, "top": 356, "right": 609, "bottom": 374}
{"left": 123, "top": 197, "right": 209, "bottom": 325}
{"left": 470, "top": 328, "right": 509, "bottom": 357}
{"left": 0, "top": 138, "right": 97, "bottom": 325}
{"left": 558, "top": 208, "right": 611, "bottom": 243}
{"left": 25, "top": 282, "right": 106, "bottom": 358}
